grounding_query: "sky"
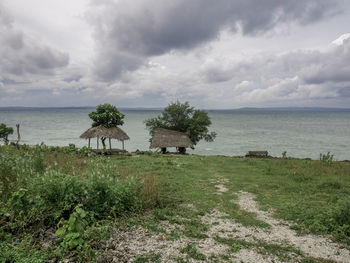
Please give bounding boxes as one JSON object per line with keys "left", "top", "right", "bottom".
{"left": 0, "top": 0, "right": 350, "bottom": 109}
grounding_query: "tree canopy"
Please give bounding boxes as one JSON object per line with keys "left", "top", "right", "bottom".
{"left": 0, "top": 123, "right": 14, "bottom": 145}
{"left": 88, "top": 104, "right": 124, "bottom": 128}
{"left": 145, "top": 101, "right": 216, "bottom": 145}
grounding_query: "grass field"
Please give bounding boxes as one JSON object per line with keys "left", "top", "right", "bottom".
{"left": 1, "top": 145, "right": 350, "bottom": 262}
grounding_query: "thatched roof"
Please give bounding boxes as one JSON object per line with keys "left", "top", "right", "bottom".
{"left": 80, "top": 125, "right": 130, "bottom": 140}
{"left": 150, "top": 128, "right": 194, "bottom": 149}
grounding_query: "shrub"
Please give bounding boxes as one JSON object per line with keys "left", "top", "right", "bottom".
{"left": 320, "top": 152, "right": 334, "bottom": 165}
{"left": 0, "top": 148, "right": 42, "bottom": 199}
{"left": 78, "top": 146, "right": 93, "bottom": 156}
{"left": 6, "top": 168, "right": 141, "bottom": 232}
{"left": 0, "top": 123, "right": 13, "bottom": 145}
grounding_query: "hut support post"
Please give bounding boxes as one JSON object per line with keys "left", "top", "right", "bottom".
{"left": 88, "top": 138, "right": 90, "bottom": 148}
{"left": 109, "top": 138, "right": 112, "bottom": 150}
{"left": 122, "top": 140, "right": 124, "bottom": 151}
{"left": 97, "top": 136, "right": 99, "bottom": 150}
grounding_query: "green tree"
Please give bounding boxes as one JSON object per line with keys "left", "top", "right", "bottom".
{"left": 88, "top": 104, "right": 125, "bottom": 149}
{"left": 145, "top": 101, "right": 216, "bottom": 153}
{"left": 0, "top": 123, "right": 14, "bottom": 145}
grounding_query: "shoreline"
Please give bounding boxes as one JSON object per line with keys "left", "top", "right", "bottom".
{"left": 1, "top": 143, "right": 349, "bottom": 162}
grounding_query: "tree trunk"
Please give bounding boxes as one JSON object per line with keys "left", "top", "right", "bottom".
{"left": 101, "top": 137, "right": 106, "bottom": 150}
{"left": 16, "top": 124, "right": 20, "bottom": 146}
{"left": 4, "top": 136, "right": 9, "bottom": 145}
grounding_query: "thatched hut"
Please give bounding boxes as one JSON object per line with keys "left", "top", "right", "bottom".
{"left": 80, "top": 125, "right": 130, "bottom": 151}
{"left": 150, "top": 128, "right": 194, "bottom": 154}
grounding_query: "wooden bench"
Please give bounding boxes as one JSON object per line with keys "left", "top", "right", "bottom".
{"left": 245, "top": 151, "right": 268, "bottom": 157}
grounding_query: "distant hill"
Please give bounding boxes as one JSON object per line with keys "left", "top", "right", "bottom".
{"left": 1, "top": 106, "right": 349, "bottom": 112}
{"left": 208, "top": 107, "right": 350, "bottom": 112}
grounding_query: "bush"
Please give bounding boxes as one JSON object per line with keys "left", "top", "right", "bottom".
{"left": 0, "top": 145, "right": 164, "bottom": 261}
{"left": 6, "top": 169, "right": 140, "bottom": 232}
{"left": 320, "top": 152, "right": 334, "bottom": 165}
{"left": 0, "top": 147, "right": 44, "bottom": 199}
{"left": 78, "top": 146, "right": 93, "bottom": 156}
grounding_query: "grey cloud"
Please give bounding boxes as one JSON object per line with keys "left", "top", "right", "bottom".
{"left": 300, "top": 40, "right": 350, "bottom": 84}
{"left": 0, "top": 4, "right": 69, "bottom": 77}
{"left": 63, "top": 75, "right": 83, "bottom": 83}
{"left": 90, "top": 0, "right": 342, "bottom": 80}
{"left": 204, "top": 36, "right": 350, "bottom": 85}
{"left": 338, "top": 86, "right": 350, "bottom": 97}
{"left": 199, "top": 35, "right": 350, "bottom": 106}
{"left": 93, "top": 50, "right": 144, "bottom": 81}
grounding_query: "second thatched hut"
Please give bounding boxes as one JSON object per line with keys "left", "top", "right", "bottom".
{"left": 80, "top": 125, "right": 130, "bottom": 152}
{"left": 150, "top": 128, "right": 194, "bottom": 154}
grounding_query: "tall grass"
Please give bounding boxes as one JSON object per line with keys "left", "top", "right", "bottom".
{"left": 0, "top": 145, "right": 161, "bottom": 262}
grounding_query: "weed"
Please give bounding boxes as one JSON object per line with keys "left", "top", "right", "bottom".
{"left": 230, "top": 243, "right": 241, "bottom": 253}
{"left": 183, "top": 219, "right": 208, "bottom": 239}
{"left": 180, "top": 242, "right": 206, "bottom": 261}
{"left": 56, "top": 205, "right": 88, "bottom": 250}
{"left": 134, "top": 252, "right": 161, "bottom": 263}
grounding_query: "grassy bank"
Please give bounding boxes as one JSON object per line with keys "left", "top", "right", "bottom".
{"left": 1, "top": 145, "right": 350, "bottom": 262}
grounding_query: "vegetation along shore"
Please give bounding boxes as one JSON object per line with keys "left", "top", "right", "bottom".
{"left": 1, "top": 143, "right": 350, "bottom": 262}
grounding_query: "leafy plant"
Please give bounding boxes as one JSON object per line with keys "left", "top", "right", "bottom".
{"left": 56, "top": 205, "right": 88, "bottom": 250}
{"left": 0, "top": 123, "right": 13, "bottom": 145}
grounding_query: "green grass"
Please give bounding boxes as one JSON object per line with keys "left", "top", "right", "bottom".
{"left": 1, "top": 145, "right": 350, "bottom": 262}
{"left": 134, "top": 252, "right": 162, "bottom": 263}
{"left": 180, "top": 242, "right": 206, "bottom": 260}
{"left": 115, "top": 154, "right": 350, "bottom": 241}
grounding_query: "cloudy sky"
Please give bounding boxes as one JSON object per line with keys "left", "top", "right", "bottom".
{"left": 0, "top": 0, "right": 350, "bottom": 108}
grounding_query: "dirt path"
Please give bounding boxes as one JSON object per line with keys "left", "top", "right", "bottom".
{"left": 237, "top": 191, "right": 350, "bottom": 262}
{"left": 97, "top": 186, "right": 350, "bottom": 262}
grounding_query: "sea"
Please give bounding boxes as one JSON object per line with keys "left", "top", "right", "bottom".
{"left": 0, "top": 108, "right": 349, "bottom": 161}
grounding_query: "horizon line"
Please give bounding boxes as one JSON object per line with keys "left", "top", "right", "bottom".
{"left": 1, "top": 106, "right": 350, "bottom": 111}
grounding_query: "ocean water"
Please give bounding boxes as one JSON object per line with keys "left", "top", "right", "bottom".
{"left": 0, "top": 108, "right": 349, "bottom": 160}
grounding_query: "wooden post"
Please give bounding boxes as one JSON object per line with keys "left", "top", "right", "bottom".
{"left": 88, "top": 138, "right": 91, "bottom": 148}
{"left": 109, "top": 138, "right": 112, "bottom": 150}
{"left": 16, "top": 124, "right": 20, "bottom": 145}
{"left": 122, "top": 140, "right": 124, "bottom": 150}
{"left": 97, "top": 136, "right": 99, "bottom": 149}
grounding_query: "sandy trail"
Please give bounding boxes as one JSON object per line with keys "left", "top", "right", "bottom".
{"left": 96, "top": 186, "right": 350, "bottom": 263}
{"left": 236, "top": 191, "right": 350, "bottom": 262}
